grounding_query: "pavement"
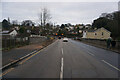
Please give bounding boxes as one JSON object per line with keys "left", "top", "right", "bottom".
{"left": 1, "top": 39, "right": 120, "bottom": 79}
{"left": 80, "top": 40, "right": 120, "bottom": 54}
{"left": 2, "top": 43, "right": 43, "bottom": 67}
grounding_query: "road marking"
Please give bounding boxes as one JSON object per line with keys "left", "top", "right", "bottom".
{"left": 20, "top": 50, "right": 37, "bottom": 60}
{"left": 0, "top": 68, "right": 14, "bottom": 77}
{"left": 87, "top": 52, "right": 95, "bottom": 56}
{"left": 19, "top": 50, "right": 41, "bottom": 64}
{"left": 61, "top": 48, "right": 63, "bottom": 55}
{"left": 1, "top": 50, "right": 37, "bottom": 70}
{"left": 101, "top": 60, "right": 120, "bottom": 71}
{"left": 60, "top": 57, "right": 64, "bottom": 80}
{"left": 0, "top": 40, "right": 57, "bottom": 77}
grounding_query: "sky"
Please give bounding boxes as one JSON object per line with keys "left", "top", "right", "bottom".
{"left": 1, "top": 1, "right": 119, "bottom": 25}
{"left": 1, "top": 0, "right": 120, "bottom": 2}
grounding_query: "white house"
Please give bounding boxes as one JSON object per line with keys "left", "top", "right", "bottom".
{"left": 82, "top": 30, "right": 87, "bottom": 38}
{"left": 1, "top": 29, "right": 18, "bottom": 38}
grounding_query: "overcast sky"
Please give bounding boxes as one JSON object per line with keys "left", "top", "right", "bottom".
{"left": 1, "top": 2, "right": 119, "bottom": 25}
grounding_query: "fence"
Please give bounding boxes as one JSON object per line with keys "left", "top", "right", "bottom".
{"left": 2, "top": 37, "right": 29, "bottom": 50}
{"left": 29, "top": 36, "right": 47, "bottom": 44}
{"left": 2, "top": 35, "right": 52, "bottom": 50}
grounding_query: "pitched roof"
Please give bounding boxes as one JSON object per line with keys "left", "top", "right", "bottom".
{"left": 95, "top": 27, "right": 111, "bottom": 33}
{"left": 87, "top": 27, "right": 111, "bottom": 33}
{"left": 87, "top": 29, "right": 96, "bottom": 32}
{"left": 1, "top": 29, "right": 17, "bottom": 34}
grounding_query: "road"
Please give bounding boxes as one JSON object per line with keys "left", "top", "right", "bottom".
{"left": 2, "top": 42, "right": 43, "bottom": 66}
{"left": 2, "top": 39, "right": 120, "bottom": 78}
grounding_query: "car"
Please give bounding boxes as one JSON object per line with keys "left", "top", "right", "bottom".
{"left": 58, "top": 36, "right": 61, "bottom": 39}
{"left": 74, "top": 37, "right": 78, "bottom": 40}
{"left": 63, "top": 38, "right": 68, "bottom": 42}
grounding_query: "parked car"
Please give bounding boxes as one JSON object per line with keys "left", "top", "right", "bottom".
{"left": 63, "top": 38, "right": 68, "bottom": 42}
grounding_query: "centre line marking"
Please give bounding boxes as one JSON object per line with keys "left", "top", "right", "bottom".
{"left": 101, "top": 60, "right": 120, "bottom": 71}
{"left": 60, "top": 57, "right": 64, "bottom": 80}
{"left": 87, "top": 52, "right": 95, "bottom": 56}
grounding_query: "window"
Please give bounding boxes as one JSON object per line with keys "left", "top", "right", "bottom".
{"left": 102, "top": 32, "right": 104, "bottom": 35}
{"left": 95, "top": 33, "right": 97, "bottom": 35}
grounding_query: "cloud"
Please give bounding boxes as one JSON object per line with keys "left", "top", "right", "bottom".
{"left": 1, "top": 2, "right": 118, "bottom": 25}
{"left": 1, "top": 0, "right": 120, "bottom": 2}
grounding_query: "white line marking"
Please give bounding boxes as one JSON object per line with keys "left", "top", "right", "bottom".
{"left": 1, "top": 40, "right": 58, "bottom": 70}
{"left": 101, "top": 60, "right": 120, "bottom": 71}
{"left": 0, "top": 50, "right": 37, "bottom": 70}
{"left": 60, "top": 58, "right": 64, "bottom": 80}
{"left": 87, "top": 52, "right": 95, "bottom": 56}
{"left": 61, "top": 48, "right": 63, "bottom": 55}
{"left": 20, "top": 50, "right": 37, "bottom": 59}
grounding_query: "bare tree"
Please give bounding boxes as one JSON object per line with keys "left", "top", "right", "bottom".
{"left": 21, "top": 20, "right": 34, "bottom": 27}
{"left": 38, "top": 8, "right": 52, "bottom": 27}
{"left": 12, "top": 20, "right": 18, "bottom": 26}
{"left": 40, "top": 12, "right": 43, "bottom": 26}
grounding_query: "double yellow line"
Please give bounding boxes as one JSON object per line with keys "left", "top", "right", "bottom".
{"left": 0, "top": 50, "right": 41, "bottom": 78}
{"left": 19, "top": 50, "right": 41, "bottom": 64}
{"left": 0, "top": 68, "right": 14, "bottom": 77}
{"left": 0, "top": 39, "right": 57, "bottom": 78}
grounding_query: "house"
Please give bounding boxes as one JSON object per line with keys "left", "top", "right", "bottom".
{"left": 69, "top": 26, "right": 74, "bottom": 30}
{"left": 14, "top": 26, "right": 19, "bottom": 30}
{"left": 31, "top": 27, "right": 40, "bottom": 35}
{"left": 1, "top": 29, "right": 18, "bottom": 39}
{"left": 82, "top": 27, "right": 111, "bottom": 39}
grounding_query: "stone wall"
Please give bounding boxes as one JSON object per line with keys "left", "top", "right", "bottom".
{"left": 81, "top": 38, "right": 120, "bottom": 53}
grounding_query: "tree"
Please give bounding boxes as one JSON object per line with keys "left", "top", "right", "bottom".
{"left": 21, "top": 20, "right": 34, "bottom": 27}
{"left": 64, "top": 24, "right": 68, "bottom": 27}
{"left": 92, "top": 11, "right": 120, "bottom": 39}
{"left": 19, "top": 27, "right": 26, "bottom": 34}
{"left": 107, "top": 20, "right": 118, "bottom": 39}
{"left": 38, "top": 8, "right": 52, "bottom": 36}
{"left": 38, "top": 8, "right": 52, "bottom": 27}
{"left": 92, "top": 17, "right": 110, "bottom": 29}
{"left": 67, "top": 23, "right": 72, "bottom": 26}
{"left": 12, "top": 20, "right": 18, "bottom": 26}
{"left": 60, "top": 24, "right": 65, "bottom": 29}
{"left": 8, "top": 17, "right": 10, "bottom": 24}
{"left": 2, "top": 19, "right": 10, "bottom": 30}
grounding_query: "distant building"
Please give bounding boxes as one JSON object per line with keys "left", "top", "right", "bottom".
{"left": 78, "top": 25, "right": 84, "bottom": 29}
{"left": 82, "top": 27, "right": 111, "bottom": 39}
{"left": 31, "top": 27, "right": 40, "bottom": 35}
{"left": 69, "top": 26, "right": 74, "bottom": 30}
{"left": 1, "top": 29, "right": 18, "bottom": 39}
{"left": 14, "top": 26, "right": 19, "bottom": 30}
